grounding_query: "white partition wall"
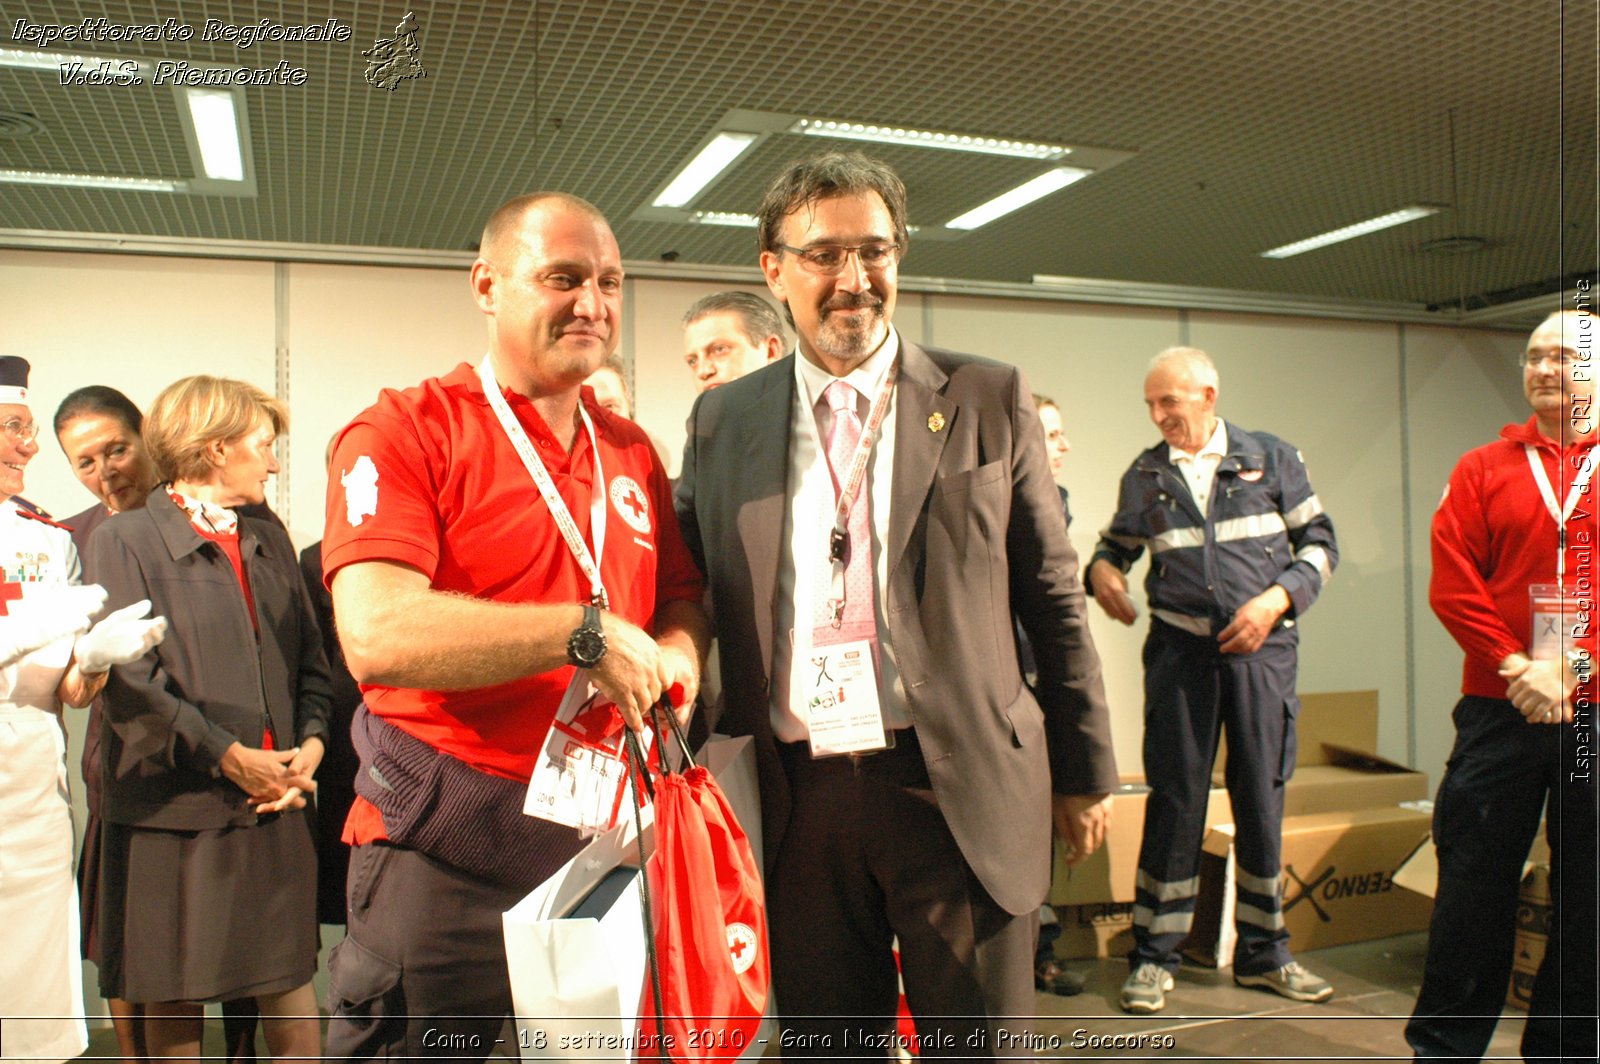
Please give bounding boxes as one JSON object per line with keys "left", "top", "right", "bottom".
{"left": 283, "top": 261, "right": 484, "bottom": 548}
{"left": 1400, "top": 324, "right": 1528, "bottom": 777}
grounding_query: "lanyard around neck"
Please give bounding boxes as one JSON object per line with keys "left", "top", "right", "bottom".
{"left": 823, "top": 359, "right": 897, "bottom": 623}
{"left": 1524, "top": 443, "right": 1595, "bottom": 582}
{"left": 478, "top": 356, "right": 609, "bottom": 608}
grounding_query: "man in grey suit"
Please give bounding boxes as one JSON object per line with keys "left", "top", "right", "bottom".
{"left": 674, "top": 151, "right": 1117, "bottom": 1056}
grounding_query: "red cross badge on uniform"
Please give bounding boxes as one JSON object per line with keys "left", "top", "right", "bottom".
{"left": 608, "top": 475, "right": 652, "bottom": 535}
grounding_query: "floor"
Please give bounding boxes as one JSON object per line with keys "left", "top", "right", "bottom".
{"left": 78, "top": 931, "right": 1530, "bottom": 1061}
{"left": 1027, "top": 932, "right": 1527, "bottom": 1061}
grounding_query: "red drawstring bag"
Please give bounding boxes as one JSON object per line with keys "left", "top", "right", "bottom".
{"left": 627, "top": 710, "right": 769, "bottom": 1063}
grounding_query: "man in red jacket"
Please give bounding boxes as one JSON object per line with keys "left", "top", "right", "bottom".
{"left": 1406, "top": 308, "right": 1597, "bottom": 1061}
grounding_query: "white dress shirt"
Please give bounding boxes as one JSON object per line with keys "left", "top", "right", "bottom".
{"left": 1171, "top": 418, "right": 1228, "bottom": 517}
{"left": 769, "top": 328, "right": 910, "bottom": 742}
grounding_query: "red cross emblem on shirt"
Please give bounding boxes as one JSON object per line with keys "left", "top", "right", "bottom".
{"left": 0, "top": 578, "right": 23, "bottom": 617}
{"left": 618, "top": 486, "right": 646, "bottom": 521}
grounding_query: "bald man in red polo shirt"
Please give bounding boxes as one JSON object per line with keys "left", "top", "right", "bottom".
{"left": 322, "top": 192, "right": 707, "bottom": 1061}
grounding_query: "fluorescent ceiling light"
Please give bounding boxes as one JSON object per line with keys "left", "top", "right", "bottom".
{"left": 0, "top": 46, "right": 148, "bottom": 73}
{"left": 652, "top": 132, "right": 758, "bottom": 208}
{"left": 1260, "top": 206, "right": 1439, "bottom": 258}
{"left": 185, "top": 89, "right": 245, "bottom": 181}
{"left": 690, "top": 211, "right": 759, "bottom": 227}
{"left": 0, "top": 169, "right": 181, "bottom": 192}
{"left": 792, "top": 118, "right": 1070, "bottom": 160}
{"left": 944, "top": 167, "right": 1091, "bottom": 230}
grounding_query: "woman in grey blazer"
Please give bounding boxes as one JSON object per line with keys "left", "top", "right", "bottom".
{"left": 90, "top": 375, "right": 331, "bottom": 1060}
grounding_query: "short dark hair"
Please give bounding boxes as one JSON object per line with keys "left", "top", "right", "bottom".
{"left": 53, "top": 385, "right": 143, "bottom": 438}
{"left": 682, "top": 291, "right": 785, "bottom": 346}
{"left": 478, "top": 191, "right": 608, "bottom": 266}
{"left": 756, "top": 151, "right": 909, "bottom": 256}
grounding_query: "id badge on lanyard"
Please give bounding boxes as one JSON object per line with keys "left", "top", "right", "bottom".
{"left": 803, "top": 639, "right": 887, "bottom": 757}
{"left": 805, "top": 361, "right": 897, "bottom": 758}
{"left": 1525, "top": 443, "right": 1595, "bottom": 658}
{"left": 472, "top": 358, "right": 640, "bottom": 834}
{"left": 525, "top": 671, "right": 653, "bottom": 836}
{"left": 1529, "top": 584, "right": 1582, "bottom": 660}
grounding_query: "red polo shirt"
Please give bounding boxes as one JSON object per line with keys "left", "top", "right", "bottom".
{"left": 323, "top": 361, "right": 702, "bottom": 843}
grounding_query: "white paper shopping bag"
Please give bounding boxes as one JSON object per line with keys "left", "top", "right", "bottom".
{"left": 503, "top": 809, "right": 655, "bottom": 1059}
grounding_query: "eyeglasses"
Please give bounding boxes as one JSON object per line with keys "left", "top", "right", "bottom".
{"left": 1519, "top": 351, "right": 1578, "bottom": 370}
{"left": 778, "top": 241, "right": 903, "bottom": 276}
{"left": 0, "top": 418, "right": 39, "bottom": 443}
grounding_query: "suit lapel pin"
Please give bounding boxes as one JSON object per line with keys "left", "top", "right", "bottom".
{"left": 927, "top": 412, "right": 946, "bottom": 433}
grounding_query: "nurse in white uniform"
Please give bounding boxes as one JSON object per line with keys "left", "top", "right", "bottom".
{"left": 0, "top": 356, "right": 167, "bottom": 1062}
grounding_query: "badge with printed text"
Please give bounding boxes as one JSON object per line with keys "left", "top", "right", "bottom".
{"left": 525, "top": 669, "right": 653, "bottom": 836}
{"left": 1529, "top": 584, "right": 1586, "bottom": 660}
{"left": 804, "top": 638, "right": 887, "bottom": 757}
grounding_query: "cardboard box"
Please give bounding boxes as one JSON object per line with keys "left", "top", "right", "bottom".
{"left": 1052, "top": 692, "right": 1426, "bottom": 906}
{"left": 1054, "top": 901, "right": 1137, "bottom": 960}
{"left": 1392, "top": 826, "right": 1550, "bottom": 899}
{"left": 1282, "top": 747, "right": 1430, "bottom": 816}
{"left": 1182, "top": 805, "right": 1434, "bottom": 966}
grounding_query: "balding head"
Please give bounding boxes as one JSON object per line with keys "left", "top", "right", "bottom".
{"left": 1526, "top": 309, "right": 1593, "bottom": 355}
{"left": 1144, "top": 346, "right": 1221, "bottom": 454}
{"left": 1523, "top": 309, "right": 1596, "bottom": 440}
{"left": 1147, "top": 347, "right": 1220, "bottom": 393}
{"left": 468, "top": 192, "right": 624, "bottom": 400}
{"left": 478, "top": 192, "right": 610, "bottom": 269}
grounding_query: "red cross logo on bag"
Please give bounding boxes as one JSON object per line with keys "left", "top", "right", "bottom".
{"left": 726, "top": 922, "right": 758, "bottom": 975}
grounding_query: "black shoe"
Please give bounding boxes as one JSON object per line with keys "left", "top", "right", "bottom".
{"left": 1035, "top": 959, "right": 1086, "bottom": 996}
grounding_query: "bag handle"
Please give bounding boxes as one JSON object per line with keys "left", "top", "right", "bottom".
{"left": 649, "top": 696, "right": 697, "bottom": 774}
{"left": 623, "top": 726, "right": 672, "bottom": 1063}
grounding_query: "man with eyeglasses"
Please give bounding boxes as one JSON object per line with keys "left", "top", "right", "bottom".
{"left": 1406, "top": 308, "right": 1598, "bottom": 1061}
{"left": 0, "top": 407, "right": 54, "bottom": 520}
{"left": 675, "top": 152, "right": 1116, "bottom": 1054}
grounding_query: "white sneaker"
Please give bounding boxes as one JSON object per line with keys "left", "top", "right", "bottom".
{"left": 1234, "top": 960, "right": 1334, "bottom": 1003}
{"left": 1120, "top": 962, "right": 1175, "bottom": 1013}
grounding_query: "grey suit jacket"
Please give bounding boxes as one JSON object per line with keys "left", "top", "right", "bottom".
{"left": 674, "top": 339, "right": 1116, "bottom": 915}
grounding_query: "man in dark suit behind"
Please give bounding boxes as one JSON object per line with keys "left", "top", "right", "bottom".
{"left": 674, "top": 151, "right": 1117, "bottom": 1056}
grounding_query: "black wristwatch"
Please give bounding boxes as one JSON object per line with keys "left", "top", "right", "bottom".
{"left": 566, "top": 603, "right": 607, "bottom": 669}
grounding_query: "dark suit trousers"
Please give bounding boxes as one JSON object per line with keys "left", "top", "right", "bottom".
{"left": 770, "top": 731, "right": 1035, "bottom": 1061}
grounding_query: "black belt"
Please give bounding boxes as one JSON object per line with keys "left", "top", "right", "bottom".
{"left": 777, "top": 728, "right": 928, "bottom": 787}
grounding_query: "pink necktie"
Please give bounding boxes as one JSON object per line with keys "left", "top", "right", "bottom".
{"left": 813, "top": 380, "right": 877, "bottom": 651}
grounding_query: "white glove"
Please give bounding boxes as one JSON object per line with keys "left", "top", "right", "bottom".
{"left": 75, "top": 600, "right": 169, "bottom": 675}
{"left": 0, "top": 584, "right": 109, "bottom": 667}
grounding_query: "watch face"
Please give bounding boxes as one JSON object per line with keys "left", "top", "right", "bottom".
{"left": 570, "top": 627, "right": 606, "bottom": 667}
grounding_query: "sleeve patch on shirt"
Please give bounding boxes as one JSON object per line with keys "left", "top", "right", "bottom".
{"left": 609, "top": 475, "right": 651, "bottom": 535}
{"left": 342, "top": 455, "right": 380, "bottom": 527}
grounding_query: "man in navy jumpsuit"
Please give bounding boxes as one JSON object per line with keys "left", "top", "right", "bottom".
{"left": 1088, "top": 347, "right": 1339, "bottom": 1013}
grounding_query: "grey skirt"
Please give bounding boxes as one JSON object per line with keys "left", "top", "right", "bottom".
{"left": 97, "top": 810, "right": 318, "bottom": 1003}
